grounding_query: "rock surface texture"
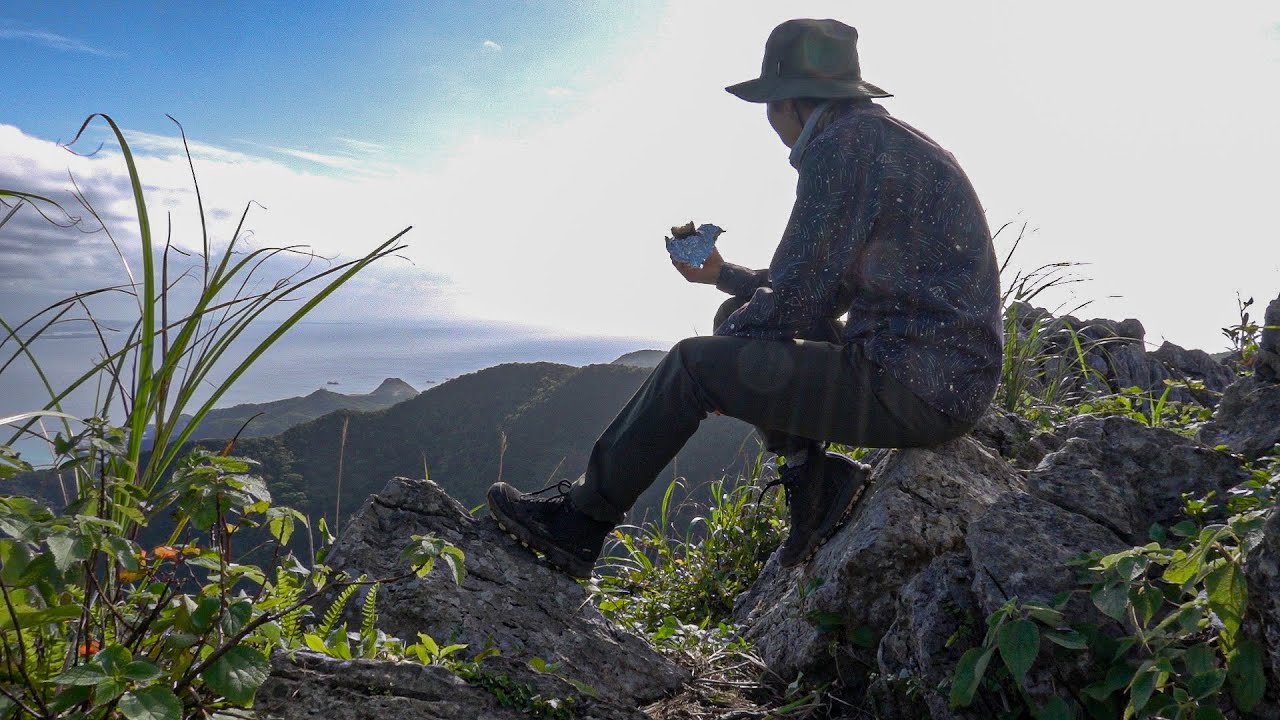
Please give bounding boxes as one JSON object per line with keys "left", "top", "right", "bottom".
{"left": 1028, "top": 415, "right": 1249, "bottom": 544}
{"left": 1246, "top": 510, "right": 1280, "bottom": 716}
{"left": 1201, "top": 295, "right": 1280, "bottom": 460}
{"left": 1257, "top": 293, "right": 1280, "bottom": 382}
{"left": 733, "top": 436, "right": 1025, "bottom": 682}
{"left": 1005, "top": 301, "right": 1235, "bottom": 404}
{"left": 1199, "top": 378, "right": 1280, "bottom": 462}
{"left": 305, "top": 477, "right": 687, "bottom": 714}
{"left": 736, "top": 410, "right": 1270, "bottom": 718}
{"left": 257, "top": 651, "right": 646, "bottom": 720}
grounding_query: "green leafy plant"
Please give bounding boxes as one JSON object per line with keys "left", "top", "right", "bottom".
{"left": 1221, "top": 294, "right": 1280, "bottom": 374}
{"left": 0, "top": 115, "right": 472, "bottom": 719}
{"left": 949, "top": 463, "right": 1277, "bottom": 719}
{"left": 593, "top": 449, "right": 785, "bottom": 632}
{"left": 993, "top": 223, "right": 1117, "bottom": 425}
{"left": 1074, "top": 380, "right": 1215, "bottom": 434}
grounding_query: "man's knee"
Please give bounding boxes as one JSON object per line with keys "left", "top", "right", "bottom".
{"left": 670, "top": 336, "right": 716, "bottom": 369}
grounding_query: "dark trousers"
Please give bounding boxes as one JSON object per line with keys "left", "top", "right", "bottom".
{"left": 569, "top": 296, "right": 973, "bottom": 523}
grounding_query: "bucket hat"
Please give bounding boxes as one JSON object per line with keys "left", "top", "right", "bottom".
{"left": 726, "top": 19, "right": 891, "bottom": 103}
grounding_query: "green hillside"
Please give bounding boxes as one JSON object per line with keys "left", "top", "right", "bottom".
{"left": 220, "top": 361, "right": 758, "bottom": 542}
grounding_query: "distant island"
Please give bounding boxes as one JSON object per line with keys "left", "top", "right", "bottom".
{"left": 611, "top": 349, "right": 667, "bottom": 369}
{"left": 145, "top": 377, "right": 419, "bottom": 444}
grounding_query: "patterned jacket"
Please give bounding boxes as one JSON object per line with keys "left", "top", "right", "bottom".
{"left": 715, "top": 102, "right": 1002, "bottom": 423}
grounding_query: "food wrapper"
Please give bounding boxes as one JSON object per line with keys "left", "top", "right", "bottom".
{"left": 665, "top": 223, "right": 724, "bottom": 268}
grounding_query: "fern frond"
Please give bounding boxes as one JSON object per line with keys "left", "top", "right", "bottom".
{"left": 317, "top": 576, "right": 364, "bottom": 637}
{"left": 360, "top": 582, "right": 379, "bottom": 643}
{"left": 270, "top": 565, "right": 310, "bottom": 644}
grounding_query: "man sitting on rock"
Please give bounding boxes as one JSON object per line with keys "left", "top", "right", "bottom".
{"left": 488, "top": 19, "right": 1003, "bottom": 578}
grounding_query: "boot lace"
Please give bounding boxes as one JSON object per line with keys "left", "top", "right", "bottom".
{"left": 524, "top": 479, "right": 574, "bottom": 503}
{"left": 752, "top": 463, "right": 803, "bottom": 531}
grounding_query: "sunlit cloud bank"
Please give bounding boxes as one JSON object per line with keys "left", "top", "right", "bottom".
{"left": 0, "top": 120, "right": 456, "bottom": 325}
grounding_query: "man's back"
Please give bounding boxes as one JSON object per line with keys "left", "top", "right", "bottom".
{"left": 816, "top": 103, "right": 1002, "bottom": 423}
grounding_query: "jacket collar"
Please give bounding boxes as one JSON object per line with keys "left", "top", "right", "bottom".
{"left": 788, "top": 101, "right": 888, "bottom": 169}
{"left": 788, "top": 100, "right": 833, "bottom": 169}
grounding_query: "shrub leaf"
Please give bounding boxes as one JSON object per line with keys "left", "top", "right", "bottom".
{"left": 998, "top": 619, "right": 1040, "bottom": 685}
{"left": 201, "top": 645, "right": 269, "bottom": 705}
{"left": 1227, "top": 639, "right": 1266, "bottom": 712}
{"left": 949, "top": 646, "right": 994, "bottom": 708}
{"left": 118, "top": 686, "right": 182, "bottom": 720}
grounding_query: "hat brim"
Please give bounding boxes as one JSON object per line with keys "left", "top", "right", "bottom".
{"left": 725, "top": 76, "right": 892, "bottom": 103}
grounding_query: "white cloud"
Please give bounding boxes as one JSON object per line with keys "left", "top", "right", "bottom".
{"left": 0, "top": 22, "right": 113, "bottom": 56}
{"left": 481, "top": 39, "right": 502, "bottom": 54}
{"left": 334, "top": 136, "right": 386, "bottom": 154}
{"left": 236, "top": 140, "right": 368, "bottom": 172}
{"left": 0, "top": 122, "right": 452, "bottom": 325}
{"left": 546, "top": 86, "right": 573, "bottom": 98}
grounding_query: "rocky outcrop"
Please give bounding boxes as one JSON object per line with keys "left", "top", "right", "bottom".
{"left": 253, "top": 296, "right": 1279, "bottom": 720}
{"left": 970, "top": 410, "right": 1062, "bottom": 469}
{"left": 1199, "top": 376, "right": 1280, "bottom": 461}
{"left": 297, "top": 476, "right": 687, "bottom": 715}
{"left": 1257, "top": 294, "right": 1280, "bottom": 382}
{"left": 873, "top": 552, "right": 981, "bottom": 720}
{"left": 257, "top": 651, "right": 522, "bottom": 720}
{"left": 1028, "top": 415, "right": 1249, "bottom": 544}
{"left": 1005, "top": 302, "right": 1234, "bottom": 405}
{"left": 733, "top": 436, "right": 1025, "bottom": 681}
{"left": 737, "top": 412, "right": 1263, "bottom": 717}
{"left": 257, "top": 651, "right": 646, "bottom": 720}
{"left": 1245, "top": 511, "right": 1280, "bottom": 716}
{"left": 1200, "top": 294, "right": 1280, "bottom": 460}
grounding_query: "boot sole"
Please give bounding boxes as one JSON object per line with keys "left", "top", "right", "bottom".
{"left": 780, "top": 463, "right": 872, "bottom": 569}
{"left": 488, "top": 488, "right": 595, "bottom": 580}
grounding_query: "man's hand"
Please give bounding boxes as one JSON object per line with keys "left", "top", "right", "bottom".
{"left": 672, "top": 246, "right": 725, "bottom": 285}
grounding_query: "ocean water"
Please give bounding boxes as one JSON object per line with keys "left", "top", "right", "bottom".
{"left": 1, "top": 318, "right": 665, "bottom": 463}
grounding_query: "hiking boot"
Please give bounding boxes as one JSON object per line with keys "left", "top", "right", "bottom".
{"left": 487, "top": 479, "right": 615, "bottom": 579}
{"left": 769, "top": 453, "right": 872, "bottom": 568}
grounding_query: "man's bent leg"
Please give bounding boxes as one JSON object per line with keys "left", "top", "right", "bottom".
{"left": 568, "top": 339, "right": 724, "bottom": 523}
{"left": 570, "top": 334, "right": 848, "bottom": 523}
{"left": 712, "top": 297, "right": 841, "bottom": 461}
{"left": 570, "top": 334, "right": 968, "bottom": 522}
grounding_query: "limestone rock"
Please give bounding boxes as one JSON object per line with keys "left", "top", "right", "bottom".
{"left": 1004, "top": 302, "right": 1233, "bottom": 405}
{"left": 875, "top": 494, "right": 1130, "bottom": 717}
{"left": 1245, "top": 509, "right": 1280, "bottom": 715}
{"left": 874, "top": 553, "right": 983, "bottom": 720}
{"left": 1028, "top": 415, "right": 1249, "bottom": 544}
{"left": 257, "top": 651, "right": 646, "bottom": 720}
{"left": 733, "top": 436, "right": 1024, "bottom": 681}
{"left": 967, "top": 491, "right": 1126, "bottom": 618}
{"left": 965, "top": 492, "right": 1131, "bottom": 709}
{"left": 970, "top": 410, "right": 1062, "bottom": 469}
{"left": 1199, "top": 375, "right": 1280, "bottom": 460}
{"left": 321, "top": 476, "right": 688, "bottom": 708}
{"left": 1257, "top": 293, "right": 1280, "bottom": 382}
{"left": 1150, "top": 341, "right": 1235, "bottom": 402}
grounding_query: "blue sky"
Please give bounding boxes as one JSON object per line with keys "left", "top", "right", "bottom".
{"left": 3, "top": 2, "right": 660, "bottom": 163}
{"left": 3, "top": 1, "right": 1280, "bottom": 360}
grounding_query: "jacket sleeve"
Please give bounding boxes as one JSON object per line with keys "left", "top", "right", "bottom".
{"left": 715, "top": 263, "right": 770, "bottom": 298}
{"left": 716, "top": 136, "right": 874, "bottom": 340}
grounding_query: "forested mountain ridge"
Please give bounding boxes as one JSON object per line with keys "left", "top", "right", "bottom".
{"left": 217, "top": 361, "right": 757, "bottom": 543}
